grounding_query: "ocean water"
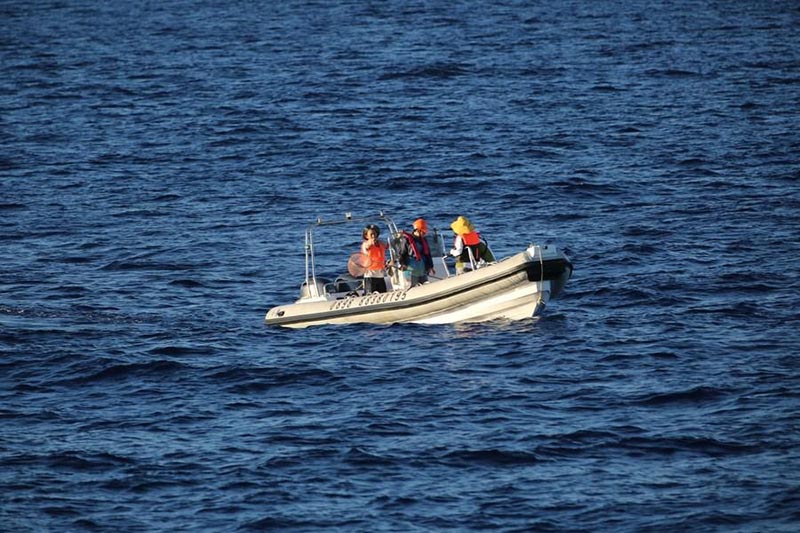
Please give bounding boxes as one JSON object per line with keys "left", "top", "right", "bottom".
{"left": 2, "top": 0, "right": 800, "bottom": 530}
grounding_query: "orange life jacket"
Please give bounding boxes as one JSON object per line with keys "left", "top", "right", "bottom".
{"left": 363, "top": 241, "right": 387, "bottom": 271}
{"left": 461, "top": 231, "right": 480, "bottom": 246}
{"left": 456, "top": 231, "right": 481, "bottom": 262}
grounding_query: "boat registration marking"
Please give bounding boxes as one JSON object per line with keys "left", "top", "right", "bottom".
{"left": 329, "top": 290, "right": 407, "bottom": 311}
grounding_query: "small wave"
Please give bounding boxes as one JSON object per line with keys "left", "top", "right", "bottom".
{"left": 621, "top": 225, "right": 672, "bottom": 238}
{"left": 152, "top": 193, "right": 182, "bottom": 201}
{"left": 645, "top": 68, "right": 705, "bottom": 78}
{"left": 633, "top": 385, "right": 731, "bottom": 406}
{"left": 621, "top": 242, "right": 659, "bottom": 254}
{"left": 553, "top": 177, "right": 624, "bottom": 193}
{"left": 61, "top": 360, "right": 187, "bottom": 385}
{"left": 0, "top": 304, "right": 160, "bottom": 327}
{"left": 55, "top": 451, "right": 136, "bottom": 471}
{"left": 43, "top": 506, "right": 81, "bottom": 517}
{"left": 363, "top": 421, "right": 414, "bottom": 436}
{"left": 766, "top": 76, "right": 800, "bottom": 86}
{"left": 168, "top": 279, "right": 205, "bottom": 288}
{"left": 241, "top": 516, "right": 331, "bottom": 531}
{"left": 7, "top": 451, "right": 135, "bottom": 472}
{"left": 685, "top": 302, "right": 763, "bottom": 318}
{"left": 618, "top": 435, "right": 759, "bottom": 457}
{"left": 207, "top": 366, "right": 341, "bottom": 393}
{"left": 100, "top": 260, "right": 197, "bottom": 271}
{"left": 379, "top": 62, "right": 470, "bottom": 80}
{"left": 591, "top": 84, "right": 623, "bottom": 92}
{"left": 344, "top": 447, "right": 394, "bottom": 466}
{"left": 551, "top": 212, "right": 590, "bottom": 221}
{"left": 522, "top": 148, "right": 561, "bottom": 159}
{"left": 370, "top": 494, "right": 420, "bottom": 510}
{"left": 441, "top": 448, "right": 539, "bottom": 466}
{"left": 555, "top": 428, "right": 625, "bottom": 443}
{"left": 585, "top": 286, "right": 657, "bottom": 303}
{"left": 649, "top": 351, "right": 680, "bottom": 360}
{"left": 147, "top": 345, "right": 214, "bottom": 357}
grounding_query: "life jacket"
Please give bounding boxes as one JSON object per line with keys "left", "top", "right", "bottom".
{"left": 363, "top": 241, "right": 387, "bottom": 271}
{"left": 462, "top": 231, "right": 480, "bottom": 246}
{"left": 457, "top": 231, "right": 481, "bottom": 262}
{"left": 401, "top": 231, "right": 430, "bottom": 261}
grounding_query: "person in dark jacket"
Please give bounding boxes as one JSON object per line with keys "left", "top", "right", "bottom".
{"left": 397, "top": 218, "right": 435, "bottom": 287}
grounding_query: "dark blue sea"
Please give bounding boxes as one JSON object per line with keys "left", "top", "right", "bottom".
{"left": 2, "top": 1, "right": 800, "bottom": 531}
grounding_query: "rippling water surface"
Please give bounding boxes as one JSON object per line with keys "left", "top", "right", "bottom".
{"left": 2, "top": 1, "right": 800, "bottom": 530}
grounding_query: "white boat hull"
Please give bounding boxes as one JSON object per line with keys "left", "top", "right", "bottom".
{"left": 265, "top": 244, "right": 571, "bottom": 328}
{"left": 416, "top": 282, "right": 551, "bottom": 324}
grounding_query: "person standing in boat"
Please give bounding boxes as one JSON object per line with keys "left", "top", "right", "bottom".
{"left": 449, "top": 215, "right": 494, "bottom": 274}
{"left": 397, "top": 218, "right": 435, "bottom": 287}
{"left": 361, "top": 224, "right": 389, "bottom": 294}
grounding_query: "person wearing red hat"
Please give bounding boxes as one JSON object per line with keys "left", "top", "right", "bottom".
{"left": 397, "top": 218, "right": 435, "bottom": 287}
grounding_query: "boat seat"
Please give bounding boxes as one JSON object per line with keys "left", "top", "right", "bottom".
{"left": 332, "top": 274, "right": 361, "bottom": 294}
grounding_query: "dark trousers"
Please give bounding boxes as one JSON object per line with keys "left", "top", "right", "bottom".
{"left": 364, "top": 277, "right": 387, "bottom": 294}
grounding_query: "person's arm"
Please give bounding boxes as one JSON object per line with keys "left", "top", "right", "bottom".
{"left": 362, "top": 240, "right": 377, "bottom": 259}
{"left": 450, "top": 236, "right": 464, "bottom": 257}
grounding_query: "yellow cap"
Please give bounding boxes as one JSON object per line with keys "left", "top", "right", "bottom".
{"left": 450, "top": 216, "right": 475, "bottom": 235}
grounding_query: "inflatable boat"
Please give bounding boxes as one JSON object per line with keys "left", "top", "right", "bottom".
{"left": 265, "top": 213, "right": 572, "bottom": 328}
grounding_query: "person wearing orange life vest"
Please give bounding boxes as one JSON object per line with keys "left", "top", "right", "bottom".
{"left": 397, "top": 218, "right": 435, "bottom": 287}
{"left": 361, "top": 224, "right": 389, "bottom": 293}
{"left": 449, "top": 215, "right": 494, "bottom": 274}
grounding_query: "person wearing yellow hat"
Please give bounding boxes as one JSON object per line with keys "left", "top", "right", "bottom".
{"left": 397, "top": 218, "right": 435, "bottom": 287}
{"left": 449, "top": 215, "right": 493, "bottom": 274}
